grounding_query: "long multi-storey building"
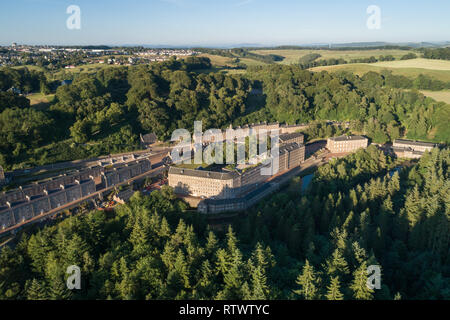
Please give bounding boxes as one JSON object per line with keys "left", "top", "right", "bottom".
{"left": 168, "top": 141, "right": 305, "bottom": 212}
{"left": 0, "top": 158, "right": 152, "bottom": 231}
{"left": 0, "top": 179, "right": 96, "bottom": 229}
{"left": 392, "top": 139, "right": 437, "bottom": 159}
{"left": 201, "top": 122, "right": 307, "bottom": 144}
{"left": 326, "top": 135, "right": 369, "bottom": 153}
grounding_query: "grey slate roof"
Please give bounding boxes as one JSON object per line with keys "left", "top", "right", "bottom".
{"left": 140, "top": 133, "right": 157, "bottom": 144}
{"left": 328, "top": 135, "right": 367, "bottom": 142}
{"left": 279, "top": 132, "right": 304, "bottom": 141}
{"left": 394, "top": 139, "right": 437, "bottom": 148}
{"left": 169, "top": 167, "right": 239, "bottom": 180}
{"left": 278, "top": 142, "right": 303, "bottom": 155}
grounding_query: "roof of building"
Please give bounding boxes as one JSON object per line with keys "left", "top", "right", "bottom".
{"left": 393, "top": 139, "right": 437, "bottom": 148}
{"left": 169, "top": 166, "right": 239, "bottom": 180}
{"left": 279, "top": 142, "right": 304, "bottom": 155}
{"left": 170, "top": 142, "right": 303, "bottom": 179}
{"left": 279, "top": 132, "right": 304, "bottom": 141}
{"left": 328, "top": 135, "right": 368, "bottom": 142}
{"left": 115, "top": 189, "right": 135, "bottom": 202}
{"left": 140, "top": 133, "right": 158, "bottom": 144}
{"left": 280, "top": 123, "right": 305, "bottom": 128}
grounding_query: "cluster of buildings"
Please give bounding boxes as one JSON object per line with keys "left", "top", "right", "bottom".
{"left": 325, "top": 135, "right": 438, "bottom": 160}
{"left": 0, "top": 159, "right": 151, "bottom": 231}
{"left": 168, "top": 124, "right": 307, "bottom": 214}
{"left": 392, "top": 139, "right": 438, "bottom": 159}
{"left": 0, "top": 45, "right": 198, "bottom": 68}
{"left": 171, "top": 133, "right": 439, "bottom": 214}
{"left": 137, "top": 49, "right": 198, "bottom": 58}
{"left": 0, "top": 45, "right": 130, "bottom": 68}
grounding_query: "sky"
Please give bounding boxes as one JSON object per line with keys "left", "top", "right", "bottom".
{"left": 0, "top": 0, "right": 449, "bottom": 46}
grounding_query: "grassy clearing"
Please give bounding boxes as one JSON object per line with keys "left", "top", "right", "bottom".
{"left": 420, "top": 90, "right": 450, "bottom": 104}
{"left": 27, "top": 92, "right": 55, "bottom": 105}
{"left": 250, "top": 49, "right": 414, "bottom": 64}
{"left": 198, "top": 54, "right": 235, "bottom": 67}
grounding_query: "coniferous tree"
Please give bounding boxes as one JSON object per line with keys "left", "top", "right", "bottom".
{"left": 26, "top": 279, "right": 47, "bottom": 300}
{"left": 349, "top": 261, "right": 373, "bottom": 300}
{"left": 326, "top": 276, "right": 344, "bottom": 300}
{"left": 294, "top": 260, "right": 321, "bottom": 300}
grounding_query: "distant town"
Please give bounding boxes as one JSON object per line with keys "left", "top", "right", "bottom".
{"left": 0, "top": 44, "right": 199, "bottom": 68}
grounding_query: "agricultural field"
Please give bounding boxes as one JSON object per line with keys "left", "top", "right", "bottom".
{"left": 249, "top": 48, "right": 414, "bottom": 64}
{"left": 420, "top": 89, "right": 450, "bottom": 104}
{"left": 310, "top": 59, "right": 450, "bottom": 82}
{"left": 373, "top": 58, "right": 450, "bottom": 71}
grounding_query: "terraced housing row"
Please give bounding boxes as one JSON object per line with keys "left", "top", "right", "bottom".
{"left": 0, "top": 159, "right": 151, "bottom": 230}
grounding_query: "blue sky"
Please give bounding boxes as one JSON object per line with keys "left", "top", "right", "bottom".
{"left": 0, "top": 0, "right": 449, "bottom": 46}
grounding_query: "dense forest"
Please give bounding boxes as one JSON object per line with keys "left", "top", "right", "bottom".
{"left": 0, "top": 146, "right": 448, "bottom": 300}
{"left": 1, "top": 57, "right": 449, "bottom": 172}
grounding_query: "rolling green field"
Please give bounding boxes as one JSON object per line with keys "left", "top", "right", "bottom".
{"left": 372, "top": 58, "right": 450, "bottom": 71}
{"left": 197, "top": 53, "right": 236, "bottom": 67}
{"left": 249, "top": 48, "right": 415, "bottom": 64}
{"left": 310, "top": 59, "right": 450, "bottom": 82}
